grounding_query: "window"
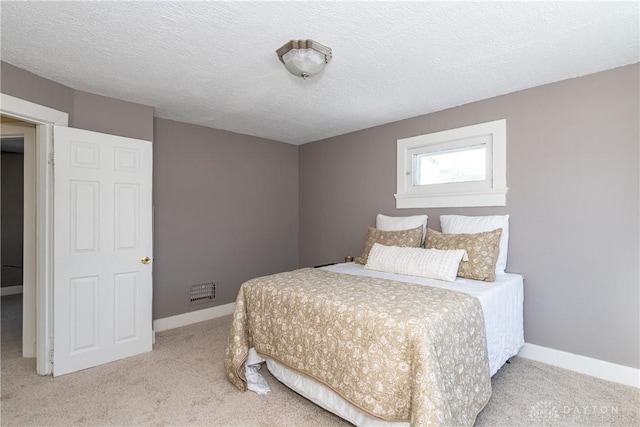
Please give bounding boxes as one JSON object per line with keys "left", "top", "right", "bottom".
{"left": 414, "top": 142, "right": 487, "bottom": 186}
{"left": 395, "top": 119, "right": 507, "bottom": 208}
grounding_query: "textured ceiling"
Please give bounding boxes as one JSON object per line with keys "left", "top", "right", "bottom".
{"left": 1, "top": 2, "right": 638, "bottom": 145}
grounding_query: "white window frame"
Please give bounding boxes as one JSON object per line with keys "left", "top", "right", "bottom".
{"left": 395, "top": 119, "right": 507, "bottom": 208}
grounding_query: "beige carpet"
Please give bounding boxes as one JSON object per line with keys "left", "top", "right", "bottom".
{"left": 1, "top": 294, "right": 638, "bottom": 426}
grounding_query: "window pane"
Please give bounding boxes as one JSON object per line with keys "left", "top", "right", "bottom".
{"left": 414, "top": 145, "right": 486, "bottom": 186}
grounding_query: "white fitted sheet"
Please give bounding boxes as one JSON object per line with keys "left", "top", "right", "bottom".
{"left": 258, "top": 263, "right": 524, "bottom": 426}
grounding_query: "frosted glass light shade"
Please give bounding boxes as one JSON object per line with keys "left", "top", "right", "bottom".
{"left": 282, "top": 48, "right": 326, "bottom": 78}
{"left": 276, "top": 39, "right": 332, "bottom": 79}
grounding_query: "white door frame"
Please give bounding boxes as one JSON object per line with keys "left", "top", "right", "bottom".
{"left": 1, "top": 93, "right": 68, "bottom": 375}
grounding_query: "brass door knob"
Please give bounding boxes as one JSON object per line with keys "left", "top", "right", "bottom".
{"left": 141, "top": 256, "right": 151, "bottom": 264}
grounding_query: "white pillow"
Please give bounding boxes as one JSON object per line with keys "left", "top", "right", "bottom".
{"left": 376, "top": 214, "right": 428, "bottom": 244}
{"left": 440, "top": 214, "right": 509, "bottom": 274}
{"left": 364, "top": 243, "right": 466, "bottom": 282}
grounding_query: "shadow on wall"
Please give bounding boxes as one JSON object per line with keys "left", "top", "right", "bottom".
{"left": 1, "top": 149, "right": 24, "bottom": 288}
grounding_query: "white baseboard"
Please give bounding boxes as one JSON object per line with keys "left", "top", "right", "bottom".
{"left": 153, "top": 302, "right": 236, "bottom": 333}
{"left": 1, "top": 285, "right": 23, "bottom": 296}
{"left": 518, "top": 343, "right": 639, "bottom": 388}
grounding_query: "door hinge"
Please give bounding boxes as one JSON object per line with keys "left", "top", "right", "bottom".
{"left": 48, "top": 152, "right": 54, "bottom": 166}
{"left": 49, "top": 348, "right": 54, "bottom": 365}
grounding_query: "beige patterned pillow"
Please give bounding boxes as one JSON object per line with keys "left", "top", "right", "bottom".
{"left": 355, "top": 226, "right": 423, "bottom": 265}
{"left": 425, "top": 228, "right": 502, "bottom": 282}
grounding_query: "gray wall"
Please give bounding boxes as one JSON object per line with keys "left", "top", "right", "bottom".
{"left": 0, "top": 62, "right": 73, "bottom": 115}
{"left": 152, "top": 118, "right": 299, "bottom": 319}
{"left": 1, "top": 152, "right": 24, "bottom": 287}
{"left": 1, "top": 62, "right": 300, "bottom": 322}
{"left": 71, "top": 90, "right": 154, "bottom": 142}
{"left": 299, "top": 64, "right": 640, "bottom": 369}
{"left": 1, "top": 61, "right": 153, "bottom": 142}
{"left": 3, "top": 60, "right": 638, "bottom": 369}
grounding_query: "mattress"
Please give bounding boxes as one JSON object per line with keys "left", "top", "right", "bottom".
{"left": 259, "top": 263, "right": 524, "bottom": 426}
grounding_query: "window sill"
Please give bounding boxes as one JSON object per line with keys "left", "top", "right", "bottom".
{"left": 395, "top": 187, "right": 508, "bottom": 209}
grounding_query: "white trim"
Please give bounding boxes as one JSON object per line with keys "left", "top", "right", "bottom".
{"left": 23, "top": 124, "right": 36, "bottom": 358}
{"left": 396, "top": 119, "right": 507, "bottom": 208}
{"left": 153, "top": 303, "right": 236, "bottom": 332}
{"left": 36, "top": 122, "right": 55, "bottom": 375}
{"left": 2, "top": 119, "right": 39, "bottom": 360}
{"left": 395, "top": 187, "right": 508, "bottom": 209}
{"left": 0, "top": 94, "right": 68, "bottom": 127}
{"left": 1, "top": 92, "right": 69, "bottom": 376}
{"left": 518, "top": 343, "right": 639, "bottom": 388}
{"left": 1, "top": 285, "right": 24, "bottom": 296}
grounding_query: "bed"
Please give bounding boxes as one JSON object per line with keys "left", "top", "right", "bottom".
{"left": 225, "top": 217, "right": 524, "bottom": 427}
{"left": 227, "top": 263, "right": 524, "bottom": 426}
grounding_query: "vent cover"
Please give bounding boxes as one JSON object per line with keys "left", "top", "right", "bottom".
{"left": 189, "top": 282, "right": 216, "bottom": 304}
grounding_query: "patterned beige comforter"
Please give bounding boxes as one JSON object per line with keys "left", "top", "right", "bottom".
{"left": 225, "top": 268, "right": 491, "bottom": 426}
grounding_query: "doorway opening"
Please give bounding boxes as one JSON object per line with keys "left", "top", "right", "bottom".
{"left": 1, "top": 93, "right": 69, "bottom": 375}
{"left": 1, "top": 116, "right": 36, "bottom": 362}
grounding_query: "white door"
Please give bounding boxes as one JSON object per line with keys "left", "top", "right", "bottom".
{"left": 53, "top": 126, "right": 153, "bottom": 376}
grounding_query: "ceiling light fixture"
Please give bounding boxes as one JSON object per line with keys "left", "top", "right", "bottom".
{"left": 276, "top": 39, "right": 332, "bottom": 79}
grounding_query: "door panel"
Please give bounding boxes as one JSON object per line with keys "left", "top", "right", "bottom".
{"left": 114, "top": 272, "right": 138, "bottom": 342}
{"left": 70, "top": 180, "right": 99, "bottom": 252}
{"left": 114, "top": 183, "right": 139, "bottom": 250}
{"left": 53, "top": 126, "right": 152, "bottom": 376}
{"left": 69, "top": 276, "right": 99, "bottom": 353}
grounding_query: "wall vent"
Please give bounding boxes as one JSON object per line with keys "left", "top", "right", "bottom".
{"left": 189, "top": 282, "right": 216, "bottom": 304}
